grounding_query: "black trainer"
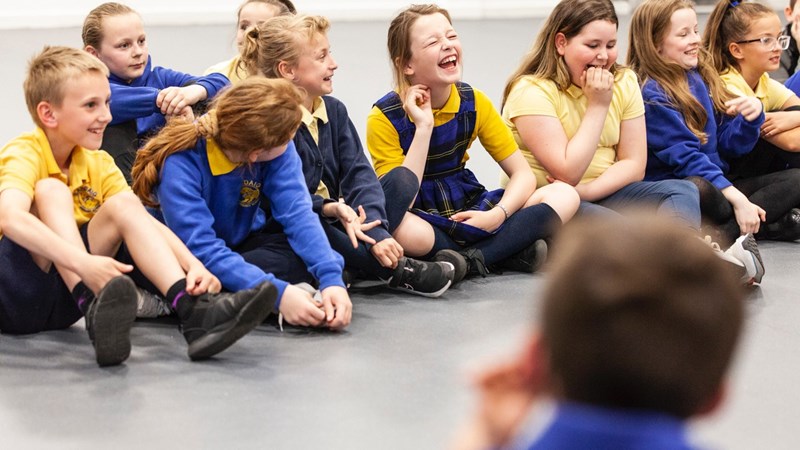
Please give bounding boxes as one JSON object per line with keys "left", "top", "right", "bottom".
{"left": 85, "top": 275, "right": 138, "bottom": 367}
{"left": 181, "top": 281, "right": 277, "bottom": 361}
{"left": 495, "top": 239, "right": 548, "bottom": 274}
{"left": 433, "top": 248, "right": 489, "bottom": 284}
{"left": 386, "top": 257, "right": 455, "bottom": 298}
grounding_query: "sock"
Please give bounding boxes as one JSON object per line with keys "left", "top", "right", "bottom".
{"left": 72, "top": 282, "right": 95, "bottom": 314}
{"left": 166, "top": 279, "right": 195, "bottom": 320}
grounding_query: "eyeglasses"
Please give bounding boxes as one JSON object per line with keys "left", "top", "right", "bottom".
{"left": 735, "top": 35, "right": 791, "bottom": 51}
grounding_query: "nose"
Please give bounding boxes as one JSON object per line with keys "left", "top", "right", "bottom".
{"left": 329, "top": 54, "right": 338, "bottom": 71}
{"left": 100, "top": 103, "right": 112, "bottom": 124}
{"left": 597, "top": 48, "right": 608, "bottom": 61}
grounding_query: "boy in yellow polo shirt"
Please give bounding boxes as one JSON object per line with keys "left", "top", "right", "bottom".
{"left": 0, "top": 46, "right": 276, "bottom": 366}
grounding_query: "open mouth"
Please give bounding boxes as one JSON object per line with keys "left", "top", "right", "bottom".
{"left": 585, "top": 64, "right": 606, "bottom": 70}
{"left": 89, "top": 127, "right": 105, "bottom": 135}
{"left": 439, "top": 55, "right": 458, "bottom": 69}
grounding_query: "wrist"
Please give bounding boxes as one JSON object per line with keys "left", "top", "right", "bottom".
{"left": 494, "top": 203, "right": 510, "bottom": 222}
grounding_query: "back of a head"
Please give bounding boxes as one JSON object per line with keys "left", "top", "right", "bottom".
{"left": 24, "top": 46, "right": 109, "bottom": 128}
{"left": 541, "top": 214, "right": 745, "bottom": 418}
{"left": 240, "top": 14, "right": 330, "bottom": 79}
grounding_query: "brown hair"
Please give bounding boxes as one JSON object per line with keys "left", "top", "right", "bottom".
{"left": 82, "top": 2, "right": 138, "bottom": 50}
{"left": 541, "top": 214, "right": 744, "bottom": 418}
{"left": 703, "top": 0, "right": 776, "bottom": 73}
{"left": 502, "top": 0, "right": 619, "bottom": 106}
{"left": 628, "top": 0, "right": 735, "bottom": 144}
{"left": 387, "top": 4, "right": 452, "bottom": 95}
{"left": 132, "top": 78, "right": 303, "bottom": 207}
{"left": 240, "top": 14, "right": 330, "bottom": 79}
{"left": 24, "top": 46, "right": 110, "bottom": 128}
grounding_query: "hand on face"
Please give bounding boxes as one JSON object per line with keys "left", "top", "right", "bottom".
{"left": 580, "top": 66, "right": 614, "bottom": 107}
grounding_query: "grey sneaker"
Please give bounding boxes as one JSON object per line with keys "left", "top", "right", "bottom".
{"left": 135, "top": 288, "right": 172, "bottom": 318}
{"left": 85, "top": 275, "right": 138, "bottom": 367}
{"left": 724, "top": 233, "right": 765, "bottom": 285}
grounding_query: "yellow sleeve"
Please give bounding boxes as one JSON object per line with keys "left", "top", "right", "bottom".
{"left": 720, "top": 71, "right": 749, "bottom": 97}
{"left": 766, "top": 77, "right": 794, "bottom": 111}
{"left": 97, "top": 151, "right": 132, "bottom": 198}
{"left": 0, "top": 137, "right": 43, "bottom": 200}
{"left": 473, "top": 88, "right": 519, "bottom": 162}
{"left": 366, "top": 105, "right": 406, "bottom": 177}
{"left": 618, "top": 69, "right": 645, "bottom": 120}
{"left": 503, "top": 76, "right": 560, "bottom": 120}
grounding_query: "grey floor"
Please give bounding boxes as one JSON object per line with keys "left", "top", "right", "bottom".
{"left": 1, "top": 241, "right": 799, "bottom": 450}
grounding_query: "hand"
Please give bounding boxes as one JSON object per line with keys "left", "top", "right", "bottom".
{"left": 278, "top": 284, "right": 326, "bottom": 327}
{"left": 168, "top": 105, "right": 195, "bottom": 122}
{"left": 156, "top": 85, "right": 207, "bottom": 116}
{"left": 732, "top": 199, "right": 766, "bottom": 235}
{"left": 581, "top": 66, "right": 614, "bottom": 107}
{"left": 370, "top": 238, "right": 404, "bottom": 269}
{"left": 725, "top": 96, "right": 763, "bottom": 122}
{"left": 183, "top": 262, "right": 221, "bottom": 296}
{"left": 326, "top": 201, "right": 380, "bottom": 248}
{"left": 450, "top": 209, "right": 504, "bottom": 233}
{"left": 76, "top": 253, "right": 133, "bottom": 294}
{"left": 320, "top": 285, "right": 352, "bottom": 330}
{"left": 403, "top": 84, "right": 434, "bottom": 129}
{"left": 761, "top": 111, "right": 800, "bottom": 138}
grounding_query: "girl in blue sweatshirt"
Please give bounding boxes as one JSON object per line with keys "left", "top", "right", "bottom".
{"left": 628, "top": 0, "right": 771, "bottom": 251}
{"left": 132, "top": 77, "right": 352, "bottom": 330}
{"left": 83, "top": 2, "right": 229, "bottom": 183}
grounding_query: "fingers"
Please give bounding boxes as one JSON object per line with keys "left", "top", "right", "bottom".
{"left": 345, "top": 224, "right": 359, "bottom": 248}
{"left": 359, "top": 219, "right": 382, "bottom": 233}
{"left": 113, "top": 261, "right": 134, "bottom": 273}
{"left": 321, "top": 295, "right": 335, "bottom": 323}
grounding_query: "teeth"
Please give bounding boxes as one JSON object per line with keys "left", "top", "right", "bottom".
{"left": 441, "top": 56, "right": 456, "bottom": 65}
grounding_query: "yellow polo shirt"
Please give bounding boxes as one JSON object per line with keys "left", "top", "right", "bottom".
{"left": 501, "top": 68, "right": 644, "bottom": 187}
{"left": 720, "top": 67, "right": 794, "bottom": 112}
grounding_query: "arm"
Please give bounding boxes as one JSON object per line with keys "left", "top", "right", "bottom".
{"left": 398, "top": 85, "right": 435, "bottom": 182}
{"left": 717, "top": 98, "right": 766, "bottom": 158}
{"left": 720, "top": 185, "right": 766, "bottom": 235}
{"left": 761, "top": 95, "right": 800, "bottom": 151}
{"left": 108, "top": 83, "right": 160, "bottom": 125}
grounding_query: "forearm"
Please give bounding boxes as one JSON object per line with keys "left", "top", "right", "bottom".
{"left": 557, "top": 106, "right": 609, "bottom": 184}
{"left": 578, "top": 160, "right": 643, "bottom": 202}
{"left": 0, "top": 209, "right": 85, "bottom": 272}
{"left": 766, "top": 127, "right": 800, "bottom": 152}
{"left": 401, "top": 125, "right": 433, "bottom": 181}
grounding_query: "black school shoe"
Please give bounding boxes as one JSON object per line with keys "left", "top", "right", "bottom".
{"left": 433, "top": 248, "right": 489, "bottom": 285}
{"left": 386, "top": 257, "right": 455, "bottom": 298}
{"left": 181, "top": 281, "right": 277, "bottom": 361}
{"left": 85, "top": 275, "right": 138, "bottom": 367}
{"left": 494, "top": 239, "right": 548, "bottom": 274}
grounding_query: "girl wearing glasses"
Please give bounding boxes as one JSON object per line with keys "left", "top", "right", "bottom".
{"left": 699, "top": 0, "right": 800, "bottom": 242}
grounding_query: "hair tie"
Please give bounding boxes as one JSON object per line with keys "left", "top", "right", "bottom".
{"left": 729, "top": 1, "right": 740, "bottom": 7}
{"left": 194, "top": 110, "right": 219, "bottom": 138}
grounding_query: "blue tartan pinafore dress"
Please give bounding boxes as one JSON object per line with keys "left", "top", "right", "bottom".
{"left": 374, "top": 82, "right": 505, "bottom": 245}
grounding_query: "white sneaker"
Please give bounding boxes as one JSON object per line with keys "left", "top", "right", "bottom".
{"left": 135, "top": 287, "right": 172, "bottom": 318}
{"left": 724, "top": 233, "right": 765, "bottom": 285}
{"left": 702, "top": 236, "right": 747, "bottom": 282}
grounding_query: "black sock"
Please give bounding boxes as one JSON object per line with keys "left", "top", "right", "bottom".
{"left": 72, "top": 282, "right": 95, "bottom": 314}
{"left": 166, "top": 279, "right": 195, "bottom": 320}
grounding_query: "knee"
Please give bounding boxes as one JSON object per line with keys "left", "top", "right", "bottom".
{"left": 34, "top": 178, "right": 71, "bottom": 201}
{"left": 663, "top": 179, "right": 699, "bottom": 199}
{"left": 381, "top": 166, "right": 420, "bottom": 192}
{"left": 100, "top": 191, "right": 143, "bottom": 218}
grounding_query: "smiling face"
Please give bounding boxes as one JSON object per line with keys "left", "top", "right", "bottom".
{"left": 403, "top": 12, "right": 462, "bottom": 89}
{"left": 49, "top": 72, "right": 112, "bottom": 151}
{"left": 659, "top": 8, "right": 701, "bottom": 70}
{"left": 236, "top": 2, "right": 280, "bottom": 50}
{"left": 732, "top": 14, "right": 784, "bottom": 75}
{"left": 556, "top": 19, "right": 618, "bottom": 87}
{"left": 87, "top": 12, "right": 147, "bottom": 82}
{"left": 289, "top": 32, "right": 338, "bottom": 100}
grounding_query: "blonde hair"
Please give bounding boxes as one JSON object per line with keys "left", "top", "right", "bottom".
{"left": 387, "top": 4, "right": 452, "bottom": 95}
{"left": 82, "top": 2, "right": 138, "bottom": 49}
{"left": 237, "top": 0, "right": 296, "bottom": 20}
{"left": 24, "top": 46, "right": 109, "bottom": 128}
{"left": 240, "top": 14, "right": 330, "bottom": 79}
{"left": 628, "top": 0, "right": 735, "bottom": 144}
{"left": 132, "top": 78, "right": 303, "bottom": 207}
{"left": 502, "top": 0, "right": 619, "bottom": 106}
{"left": 703, "top": 0, "right": 776, "bottom": 73}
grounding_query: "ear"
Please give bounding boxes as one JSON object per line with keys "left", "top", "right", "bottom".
{"left": 84, "top": 45, "right": 99, "bottom": 57}
{"left": 555, "top": 32, "right": 568, "bottom": 56}
{"left": 36, "top": 101, "right": 58, "bottom": 129}
{"left": 728, "top": 41, "right": 745, "bottom": 61}
{"left": 247, "top": 150, "right": 260, "bottom": 164}
{"left": 785, "top": 6, "right": 793, "bottom": 22}
{"left": 694, "top": 379, "right": 728, "bottom": 417}
{"left": 399, "top": 57, "right": 415, "bottom": 77}
{"left": 518, "top": 331, "right": 550, "bottom": 394}
{"left": 277, "top": 60, "right": 295, "bottom": 81}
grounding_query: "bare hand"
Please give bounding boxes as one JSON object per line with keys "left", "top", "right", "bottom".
{"left": 320, "top": 285, "right": 352, "bottom": 330}
{"left": 403, "top": 84, "right": 434, "bottom": 129}
{"left": 77, "top": 253, "right": 133, "bottom": 294}
{"left": 278, "top": 284, "right": 326, "bottom": 327}
{"left": 156, "top": 85, "right": 206, "bottom": 116}
{"left": 329, "top": 202, "right": 380, "bottom": 248}
{"left": 725, "top": 96, "right": 763, "bottom": 122}
{"left": 369, "top": 237, "right": 404, "bottom": 269}
{"left": 450, "top": 209, "right": 504, "bottom": 233}
{"left": 761, "top": 111, "right": 800, "bottom": 137}
{"left": 732, "top": 199, "right": 766, "bottom": 235}
{"left": 184, "top": 263, "right": 221, "bottom": 296}
{"left": 581, "top": 67, "right": 614, "bottom": 107}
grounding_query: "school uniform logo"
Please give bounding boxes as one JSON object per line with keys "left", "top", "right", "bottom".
{"left": 240, "top": 180, "right": 261, "bottom": 207}
{"left": 73, "top": 183, "right": 100, "bottom": 214}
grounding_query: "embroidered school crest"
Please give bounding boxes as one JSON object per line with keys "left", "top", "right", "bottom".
{"left": 73, "top": 183, "right": 100, "bottom": 214}
{"left": 240, "top": 180, "right": 261, "bottom": 207}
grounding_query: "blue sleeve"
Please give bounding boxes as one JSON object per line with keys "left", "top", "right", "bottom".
{"left": 643, "top": 85, "right": 732, "bottom": 190}
{"left": 263, "top": 143, "right": 345, "bottom": 291}
{"left": 786, "top": 71, "right": 800, "bottom": 96}
{"left": 329, "top": 99, "right": 392, "bottom": 243}
{"left": 109, "top": 83, "right": 159, "bottom": 125}
{"left": 194, "top": 73, "right": 230, "bottom": 99}
{"left": 157, "top": 150, "right": 288, "bottom": 300}
{"left": 715, "top": 109, "right": 764, "bottom": 158}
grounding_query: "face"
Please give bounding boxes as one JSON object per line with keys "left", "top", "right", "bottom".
{"left": 732, "top": 14, "right": 784, "bottom": 74}
{"left": 48, "top": 72, "right": 112, "bottom": 150}
{"left": 290, "top": 33, "right": 338, "bottom": 99}
{"left": 556, "top": 19, "right": 618, "bottom": 87}
{"left": 236, "top": 2, "right": 280, "bottom": 50}
{"left": 403, "top": 13, "right": 462, "bottom": 88}
{"left": 89, "top": 13, "right": 148, "bottom": 82}
{"left": 658, "top": 8, "right": 700, "bottom": 70}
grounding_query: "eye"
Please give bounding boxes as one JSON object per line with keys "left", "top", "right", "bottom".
{"left": 118, "top": 42, "right": 130, "bottom": 49}
{"left": 587, "top": 43, "right": 599, "bottom": 49}
{"left": 607, "top": 42, "right": 617, "bottom": 49}
{"left": 85, "top": 101, "right": 97, "bottom": 108}
{"left": 447, "top": 33, "right": 458, "bottom": 40}
{"left": 138, "top": 37, "right": 146, "bottom": 45}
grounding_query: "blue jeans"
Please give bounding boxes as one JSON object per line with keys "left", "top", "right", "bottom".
{"left": 578, "top": 180, "right": 701, "bottom": 230}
